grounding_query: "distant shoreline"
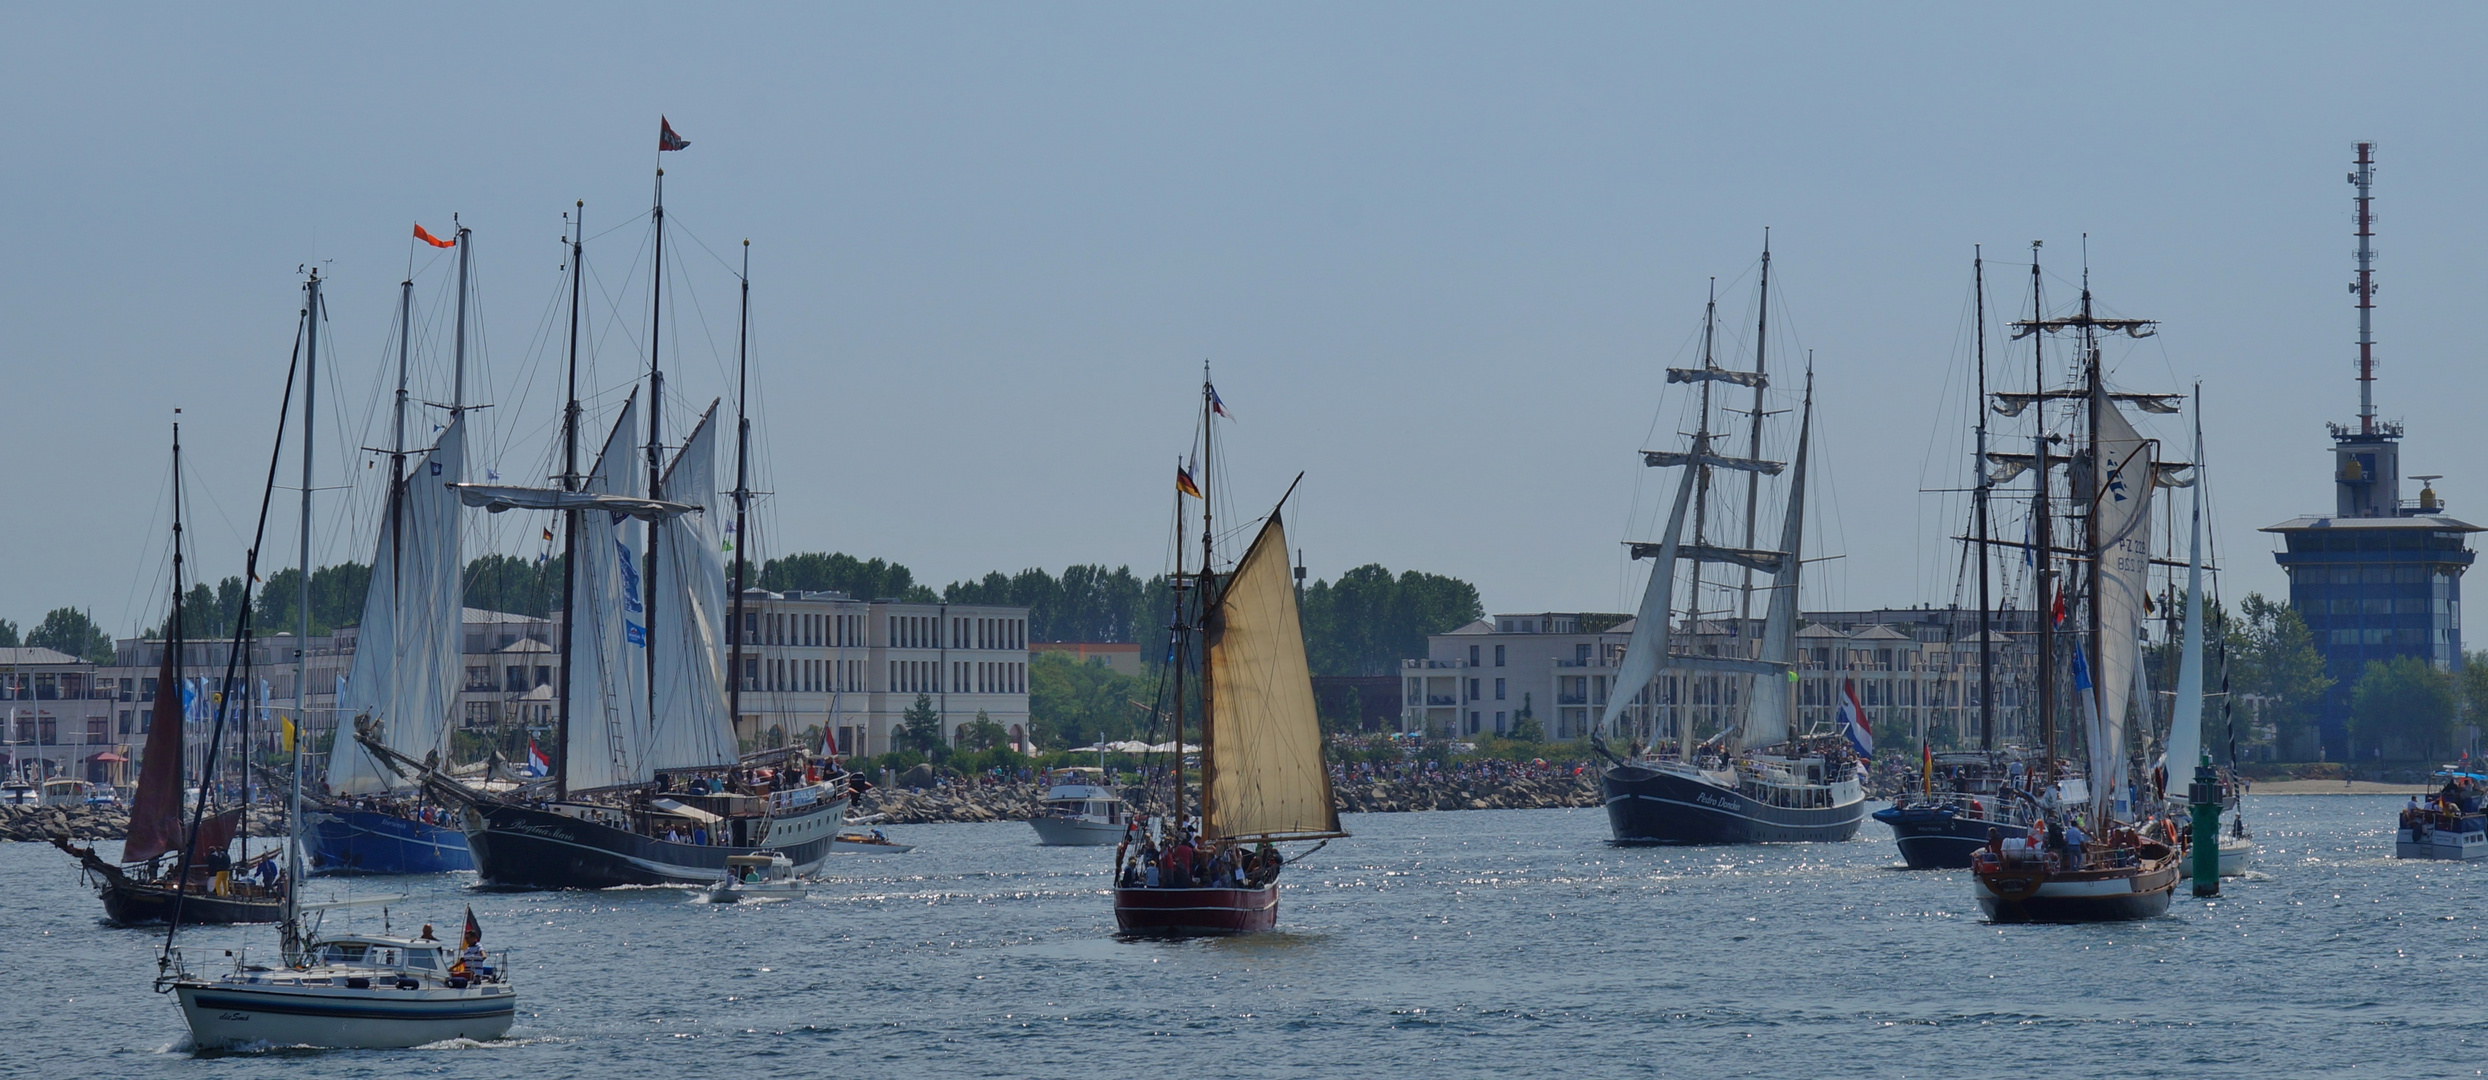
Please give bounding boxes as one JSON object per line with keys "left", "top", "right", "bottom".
{"left": 2250, "top": 779, "right": 2430, "bottom": 796}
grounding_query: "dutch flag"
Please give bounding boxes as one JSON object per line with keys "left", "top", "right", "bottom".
{"left": 523, "top": 739, "right": 551, "bottom": 778}
{"left": 1836, "top": 679, "right": 1873, "bottom": 760}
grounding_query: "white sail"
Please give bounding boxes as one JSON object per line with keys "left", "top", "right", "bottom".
{"left": 1596, "top": 464, "right": 1698, "bottom": 743}
{"left": 1740, "top": 384, "right": 1811, "bottom": 749}
{"left": 329, "top": 416, "right": 467, "bottom": 795}
{"left": 565, "top": 394, "right": 654, "bottom": 793}
{"left": 1200, "top": 511, "right": 1345, "bottom": 843}
{"left": 648, "top": 402, "right": 740, "bottom": 772}
{"left": 2165, "top": 416, "right": 2207, "bottom": 785}
{"left": 2089, "top": 388, "right": 2157, "bottom": 822}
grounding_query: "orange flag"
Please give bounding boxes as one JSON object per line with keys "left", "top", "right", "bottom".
{"left": 414, "top": 223, "right": 456, "bottom": 248}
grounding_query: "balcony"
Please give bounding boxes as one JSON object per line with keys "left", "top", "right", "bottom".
{"left": 1556, "top": 694, "right": 1588, "bottom": 706}
{"left": 1425, "top": 695, "right": 1459, "bottom": 706}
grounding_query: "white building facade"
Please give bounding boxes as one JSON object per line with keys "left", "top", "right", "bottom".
{"left": 1402, "top": 608, "right": 2036, "bottom": 749}
{"left": 725, "top": 592, "right": 1032, "bottom": 757}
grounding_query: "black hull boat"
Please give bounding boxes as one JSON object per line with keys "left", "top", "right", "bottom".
{"left": 51, "top": 836, "right": 283, "bottom": 926}
{"left": 460, "top": 793, "right": 849, "bottom": 890}
{"left": 1971, "top": 839, "right": 2182, "bottom": 923}
{"left": 1872, "top": 802, "right": 1996, "bottom": 869}
{"left": 1603, "top": 762, "right": 1866, "bottom": 845}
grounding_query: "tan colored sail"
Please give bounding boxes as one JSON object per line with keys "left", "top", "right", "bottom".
{"left": 1201, "top": 510, "right": 1346, "bottom": 843}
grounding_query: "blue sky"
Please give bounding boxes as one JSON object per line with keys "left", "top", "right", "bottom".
{"left": 6, "top": 4, "right": 2485, "bottom": 636}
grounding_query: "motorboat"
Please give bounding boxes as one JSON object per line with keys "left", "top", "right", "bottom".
{"left": 1031, "top": 768, "right": 1130, "bottom": 846}
{"left": 700, "top": 851, "right": 806, "bottom": 902}
{"left": 168, "top": 929, "right": 516, "bottom": 1050}
{"left": 830, "top": 829, "right": 913, "bottom": 854}
{"left": 2396, "top": 769, "right": 2488, "bottom": 859}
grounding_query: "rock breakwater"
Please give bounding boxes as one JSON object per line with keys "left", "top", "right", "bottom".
{"left": 0, "top": 804, "right": 288, "bottom": 843}
{"left": 851, "top": 772, "right": 1601, "bottom": 826}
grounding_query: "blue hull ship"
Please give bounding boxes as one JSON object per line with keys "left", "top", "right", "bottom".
{"left": 302, "top": 805, "right": 474, "bottom": 875}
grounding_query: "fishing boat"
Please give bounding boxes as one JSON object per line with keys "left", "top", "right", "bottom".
{"left": 1969, "top": 251, "right": 2189, "bottom": 922}
{"left": 698, "top": 852, "right": 807, "bottom": 902}
{"left": 1110, "top": 372, "right": 1347, "bottom": 936}
{"left": 1030, "top": 767, "right": 1130, "bottom": 846}
{"left": 1593, "top": 248, "right": 1866, "bottom": 845}
{"left": 52, "top": 419, "right": 283, "bottom": 925}
{"left": 305, "top": 223, "right": 482, "bottom": 875}
{"left": 383, "top": 135, "right": 850, "bottom": 888}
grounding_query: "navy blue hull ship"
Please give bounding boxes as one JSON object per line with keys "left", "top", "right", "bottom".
{"left": 1604, "top": 758, "right": 1866, "bottom": 845}
{"left": 458, "top": 787, "right": 849, "bottom": 889}
{"left": 1871, "top": 753, "right": 2062, "bottom": 869}
{"left": 302, "top": 804, "right": 475, "bottom": 875}
{"left": 1872, "top": 799, "right": 1994, "bottom": 868}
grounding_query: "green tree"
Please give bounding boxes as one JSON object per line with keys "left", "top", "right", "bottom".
{"left": 2233, "top": 592, "right": 2333, "bottom": 759}
{"left": 1509, "top": 692, "right": 1543, "bottom": 743}
{"left": 28, "top": 607, "right": 114, "bottom": 663}
{"left": 761, "top": 552, "right": 934, "bottom": 602}
{"left": 465, "top": 553, "right": 564, "bottom": 617}
{"left": 0, "top": 618, "right": 16, "bottom": 648}
{"left": 2350, "top": 655, "right": 2459, "bottom": 759}
{"left": 256, "top": 562, "right": 372, "bottom": 636}
{"left": 1028, "top": 650, "right": 1146, "bottom": 749}
{"left": 897, "top": 692, "right": 945, "bottom": 753}
{"left": 957, "top": 709, "right": 1009, "bottom": 751}
{"left": 2459, "top": 651, "right": 2488, "bottom": 754}
{"left": 1298, "top": 564, "right": 1485, "bottom": 676}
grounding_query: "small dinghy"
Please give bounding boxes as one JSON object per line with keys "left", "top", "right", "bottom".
{"left": 701, "top": 852, "right": 806, "bottom": 902}
{"left": 829, "top": 830, "right": 913, "bottom": 854}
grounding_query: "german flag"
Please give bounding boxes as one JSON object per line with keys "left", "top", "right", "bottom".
{"left": 1176, "top": 466, "right": 1202, "bottom": 499}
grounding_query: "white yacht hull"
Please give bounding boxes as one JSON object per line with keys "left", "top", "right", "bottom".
{"left": 1030, "top": 816, "right": 1124, "bottom": 846}
{"left": 2396, "top": 825, "right": 2488, "bottom": 860}
{"left": 174, "top": 979, "right": 517, "bottom": 1050}
{"left": 2217, "top": 835, "right": 2256, "bottom": 876}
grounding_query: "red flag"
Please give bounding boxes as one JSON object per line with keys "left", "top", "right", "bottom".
{"left": 413, "top": 223, "right": 456, "bottom": 249}
{"left": 2050, "top": 587, "right": 2067, "bottom": 626}
{"left": 658, "top": 116, "right": 690, "bottom": 151}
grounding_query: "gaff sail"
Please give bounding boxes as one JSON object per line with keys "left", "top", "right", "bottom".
{"left": 1200, "top": 511, "right": 1346, "bottom": 843}
{"left": 647, "top": 402, "right": 739, "bottom": 773}
{"left": 1739, "top": 382, "right": 1812, "bottom": 749}
{"left": 329, "top": 416, "right": 466, "bottom": 796}
{"left": 2089, "top": 385, "right": 2157, "bottom": 823}
{"left": 564, "top": 393, "right": 654, "bottom": 793}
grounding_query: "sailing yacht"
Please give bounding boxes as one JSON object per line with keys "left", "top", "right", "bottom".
{"left": 53, "top": 422, "right": 282, "bottom": 924}
{"left": 1594, "top": 255, "right": 1866, "bottom": 845}
{"left": 1969, "top": 255, "right": 2187, "bottom": 923}
{"left": 2157, "top": 394, "right": 2257, "bottom": 876}
{"left": 307, "top": 227, "right": 479, "bottom": 874}
{"left": 1110, "top": 373, "right": 1347, "bottom": 935}
{"left": 379, "top": 155, "right": 850, "bottom": 888}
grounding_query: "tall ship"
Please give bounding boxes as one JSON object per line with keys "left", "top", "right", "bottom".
{"left": 1594, "top": 245, "right": 1868, "bottom": 845}
{"left": 305, "top": 221, "right": 480, "bottom": 875}
{"left": 374, "top": 126, "right": 851, "bottom": 888}
{"left": 1968, "top": 248, "right": 2187, "bottom": 922}
{"left": 1874, "top": 250, "right": 2065, "bottom": 869}
{"left": 1110, "top": 372, "right": 1347, "bottom": 935}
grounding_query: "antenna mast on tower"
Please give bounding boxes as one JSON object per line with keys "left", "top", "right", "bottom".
{"left": 2351, "top": 141, "right": 2378, "bottom": 435}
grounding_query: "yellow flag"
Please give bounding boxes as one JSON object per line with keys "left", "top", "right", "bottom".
{"left": 280, "top": 715, "right": 296, "bottom": 753}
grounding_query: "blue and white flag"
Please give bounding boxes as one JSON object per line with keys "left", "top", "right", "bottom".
{"left": 1836, "top": 679, "right": 1872, "bottom": 760}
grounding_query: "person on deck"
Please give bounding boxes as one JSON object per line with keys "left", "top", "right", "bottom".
{"left": 2061, "top": 821, "right": 2087, "bottom": 870}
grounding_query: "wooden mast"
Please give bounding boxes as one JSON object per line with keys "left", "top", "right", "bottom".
{"left": 1975, "top": 248, "right": 1994, "bottom": 752}
{"left": 2028, "top": 243, "right": 2056, "bottom": 780}
{"left": 728, "top": 241, "right": 752, "bottom": 749}
{"left": 644, "top": 168, "right": 666, "bottom": 730}
{"left": 1678, "top": 282, "right": 1718, "bottom": 760}
{"left": 556, "top": 203, "right": 585, "bottom": 801}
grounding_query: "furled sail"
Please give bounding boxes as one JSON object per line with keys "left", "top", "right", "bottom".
{"left": 1739, "top": 382, "right": 1811, "bottom": 749}
{"left": 647, "top": 402, "right": 739, "bottom": 772}
{"left": 2088, "top": 389, "right": 2157, "bottom": 823}
{"left": 1596, "top": 463, "right": 1698, "bottom": 741}
{"left": 329, "top": 416, "right": 467, "bottom": 796}
{"left": 1200, "top": 510, "right": 1346, "bottom": 843}
{"left": 565, "top": 393, "right": 654, "bottom": 793}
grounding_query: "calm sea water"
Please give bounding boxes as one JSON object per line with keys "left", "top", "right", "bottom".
{"left": 11, "top": 795, "right": 2484, "bottom": 1079}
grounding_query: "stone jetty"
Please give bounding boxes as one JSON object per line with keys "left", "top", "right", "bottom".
{"left": 1, "top": 804, "right": 288, "bottom": 843}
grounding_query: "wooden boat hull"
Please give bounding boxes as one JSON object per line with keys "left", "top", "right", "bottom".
{"left": 302, "top": 806, "right": 474, "bottom": 875}
{"left": 174, "top": 979, "right": 516, "bottom": 1050}
{"left": 1973, "top": 849, "right": 2181, "bottom": 923}
{"left": 1113, "top": 884, "right": 1279, "bottom": 936}
{"left": 461, "top": 795, "right": 848, "bottom": 890}
{"left": 101, "top": 880, "right": 283, "bottom": 926}
{"left": 1603, "top": 763, "right": 1865, "bottom": 845}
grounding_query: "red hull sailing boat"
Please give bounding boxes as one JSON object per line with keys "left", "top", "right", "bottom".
{"left": 1112, "top": 370, "right": 1345, "bottom": 937}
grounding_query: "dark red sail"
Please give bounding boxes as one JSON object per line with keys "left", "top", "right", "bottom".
{"left": 121, "top": 650, "right": 185, "bottom": 864}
